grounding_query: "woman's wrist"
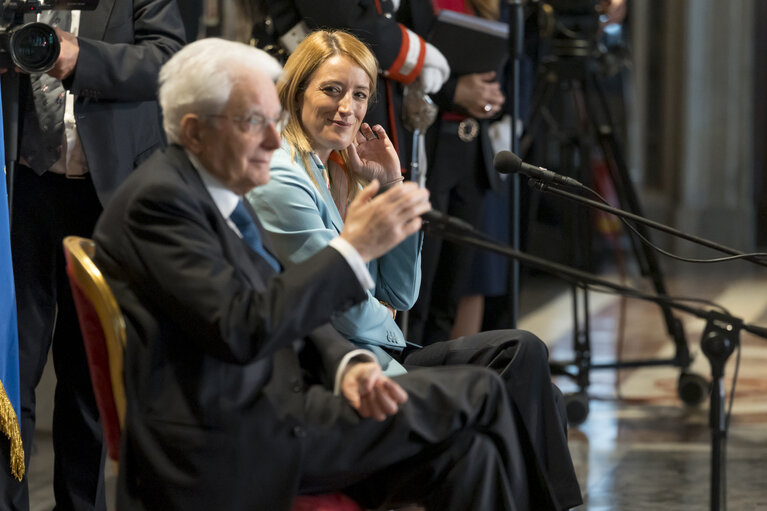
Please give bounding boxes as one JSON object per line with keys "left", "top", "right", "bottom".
{"left": 378, "top": 176, "right": 405, "bottom": 193}
{"left": 381, "top": 176, "right": 404, "bottom": 186}
{"left": 377, "top": 176, "right": 405, "bottom": 195}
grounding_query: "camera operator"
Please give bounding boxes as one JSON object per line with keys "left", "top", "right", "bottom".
{"left": 0, "top": 1, "right": 184, "bottom": 509}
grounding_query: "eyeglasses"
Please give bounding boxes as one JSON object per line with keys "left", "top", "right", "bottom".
{"left": 206, "top": 111, "right": 290, "bottom": 135}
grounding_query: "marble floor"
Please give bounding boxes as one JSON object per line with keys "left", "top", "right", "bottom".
{"left": 518, "top": 264, "right": 767, "bottom": 511}
{"left": 26, "top": 265, "right": 767, "bottom": 510}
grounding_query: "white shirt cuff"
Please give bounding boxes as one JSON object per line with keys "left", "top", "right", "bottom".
{"left": 329, "top": 237, "right": 375, "bottom": 290}
{"left": 333, "top": 349, "right": 378, "bottom": 396}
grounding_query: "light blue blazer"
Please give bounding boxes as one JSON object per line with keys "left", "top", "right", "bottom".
{"left": 247, "top": 143, "right": 422, "bottom": 375}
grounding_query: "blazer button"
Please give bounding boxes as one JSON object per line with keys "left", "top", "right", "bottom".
{"left": 292, "top": 426, "right": 306, "bottom": 438}
{"left": 291, "top": 379, "right": 303, "bottom": 393}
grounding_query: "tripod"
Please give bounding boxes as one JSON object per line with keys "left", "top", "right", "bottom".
{"left": 520, "top": 34, "right": 704, "bottom": 423}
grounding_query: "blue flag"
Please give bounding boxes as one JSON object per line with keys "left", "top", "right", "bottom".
{"left": 0, "top": 82, "right": 25, "bottom": 480}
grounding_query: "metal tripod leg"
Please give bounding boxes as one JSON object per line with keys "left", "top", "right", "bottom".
{"left": 582, "top": 70, "right": 691, "bottom": 370}
{"left": 520, "top": 55, "right": 701, "bottom": 424}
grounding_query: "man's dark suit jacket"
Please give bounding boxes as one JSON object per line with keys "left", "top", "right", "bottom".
{"left": 21, "top": 0, "right": 186, "bottom": 205}
{"left": 93, "top": 145, "right": 370, "bottom": 509}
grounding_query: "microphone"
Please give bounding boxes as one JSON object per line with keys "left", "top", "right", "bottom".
{"left": 374, "top": 180, "right": 476, "bottom": 232}
{"left": 422, "top": 209, "right": 475, "bottom": 232}
{"left": 493, "top": 151, "right": 584, "bottom": 189}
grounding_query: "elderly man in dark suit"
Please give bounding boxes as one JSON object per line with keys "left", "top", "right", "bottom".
{"left": 91, "top": 38, "right": 559, "bottom": 511}
{"left": 3, "top": 0, "right": 185, "bottom": 509}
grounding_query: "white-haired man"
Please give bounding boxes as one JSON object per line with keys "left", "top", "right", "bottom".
{"left": 93, "top": 38, "right": 541, "bottom": 510}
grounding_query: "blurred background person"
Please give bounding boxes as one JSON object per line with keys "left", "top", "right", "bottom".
{"left": 403, "top": 0, "right": 508, "bottom": 346}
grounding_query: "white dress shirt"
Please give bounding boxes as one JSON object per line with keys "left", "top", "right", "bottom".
{"left": 46, "top": 10, "right": 90, "bottom": 177}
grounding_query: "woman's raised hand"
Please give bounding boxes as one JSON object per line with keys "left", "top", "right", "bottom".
{"left": 348, "top": 123, "right": 402, "bottom": 183}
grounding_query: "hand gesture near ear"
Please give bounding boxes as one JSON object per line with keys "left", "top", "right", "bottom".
{"left": 348, "top": 123, "right": 401, "bottom": 183}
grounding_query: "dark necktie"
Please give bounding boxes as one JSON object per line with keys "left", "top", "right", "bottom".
{"left": 20, "top": 10, "right": 72, "bottom": 173}
{"left": 230, "top": 200, "right": 281, "bottom": 273}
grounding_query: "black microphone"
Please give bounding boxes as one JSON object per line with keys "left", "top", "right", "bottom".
{"left": 493, "top": 150, "right": 584, "bottom": 189}
{"left": 422, "top": 209, "right": 475, "bottom": 232}
{"left": 375, "top": 180, "right": 476, "bottom": 232}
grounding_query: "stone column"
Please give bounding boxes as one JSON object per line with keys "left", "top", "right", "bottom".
{"left": 632, "top": 0, "right": 756, "bottom": 256}
{"left": 676, "top": 0, "right": 755, "bottom": 254}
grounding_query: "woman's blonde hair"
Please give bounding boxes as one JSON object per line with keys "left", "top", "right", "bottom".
{"left": 278, "top": 30, "right": 379, "bottom": 199}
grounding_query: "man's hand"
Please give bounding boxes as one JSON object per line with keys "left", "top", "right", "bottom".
{"left": 47, "top": 27, "right": 79, "bottom": 80}
{"left": 341, "top": 361, "right": 408, "bottom": 421}
{"left": 340, "top": 180, "right": 430, "bottom": 262}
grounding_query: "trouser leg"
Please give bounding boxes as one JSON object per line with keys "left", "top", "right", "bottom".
{"left": 3, "top": 168, "right": 58, "bottom": 511}
{"left": 299, "top": 365, "right": 536, "bottom": 511}
{"left": 350, "top": 430, "right": 519, "bottom": 511}
{"left": 50, "top": 174, "right": 106, "bottom": 511}
{"left": 6, "top": 168, "right": 106, "bottom": 511}
{"left": 404, "top": 330, "right": 583, "bottom": 509}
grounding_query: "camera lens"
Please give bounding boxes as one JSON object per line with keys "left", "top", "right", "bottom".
{"left": 9, "top": 22, "right": 61, "bottom": 74}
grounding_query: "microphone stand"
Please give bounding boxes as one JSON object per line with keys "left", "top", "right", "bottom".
{"left": 506, "top": 0, "right": 525, "bottom": 327}
{"left": 525, "top": 177, "right": 767, "bottom": 510}
{"left": 424, "top": 219, "right": 767, "bottom": 511}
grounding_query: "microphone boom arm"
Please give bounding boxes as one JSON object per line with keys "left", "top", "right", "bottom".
{"left": 530, "top": 179, "right": 767, "bottom": 269}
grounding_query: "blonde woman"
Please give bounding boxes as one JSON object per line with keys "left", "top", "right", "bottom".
{"left": 248, "top": 29, "right": 581, "bottom": 510}
{"left": 249, "top": 29, "right": 418, "bottom": 374}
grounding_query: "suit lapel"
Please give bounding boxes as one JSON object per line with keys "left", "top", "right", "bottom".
{"left": 165, "top": 146, "right": 281, "bottom": 278}
{"left": 79, "top": 0, "right": 114, "bottom": 40}
{"left": 306, "top": 156, "right": 345, "bottom": 234}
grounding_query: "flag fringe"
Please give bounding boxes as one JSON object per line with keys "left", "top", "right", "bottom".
{"left": 0, "top": 380, "right": 24, "bottom": 480}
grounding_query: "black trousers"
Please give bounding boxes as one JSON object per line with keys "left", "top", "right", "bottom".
{"left": 2, "top": 167, "right": 107, "bottom": 511}
{"left": 404, "top": 330, "right": 583, "bottom": 510}
{"left": 299, "top": 365, "right": 534, "bottom": 511}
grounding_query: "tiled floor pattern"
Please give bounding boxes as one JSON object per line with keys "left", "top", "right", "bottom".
{"left": 531, "top": 267, "right": 767, "bottom": 511}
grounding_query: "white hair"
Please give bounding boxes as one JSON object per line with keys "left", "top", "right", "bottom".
{"left": 158, "top": 38, "right": 283, "bottom": 144}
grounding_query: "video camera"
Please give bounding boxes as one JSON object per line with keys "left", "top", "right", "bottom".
{"left": 538, "top": 0, "right": 602, "bottom": 43}
{"left": 0, "top": 0, "right": 97, "bottom": 73}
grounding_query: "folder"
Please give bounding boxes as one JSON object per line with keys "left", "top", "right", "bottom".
{"left": 427, "top": 9, "right": 509, "bottom": 76}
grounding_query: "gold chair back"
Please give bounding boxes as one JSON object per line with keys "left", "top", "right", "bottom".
{"left": 62, "top": 236, "right": 127, "bottom": 435}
